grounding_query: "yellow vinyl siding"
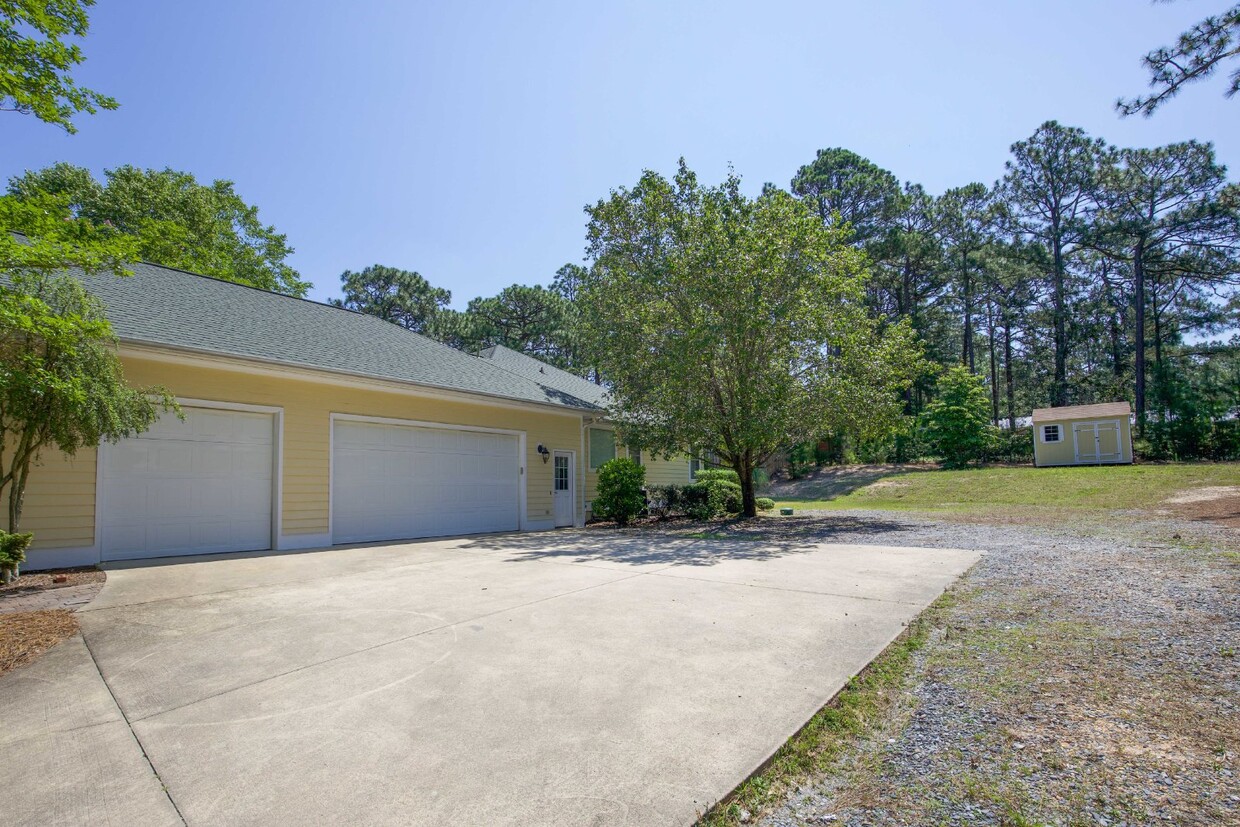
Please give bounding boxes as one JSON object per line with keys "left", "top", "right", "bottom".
{"left": 19, "top": 350, "right": 586, "bottom": 554}
{"left": 643, "top": 453, "right": 693, "bottom": 487}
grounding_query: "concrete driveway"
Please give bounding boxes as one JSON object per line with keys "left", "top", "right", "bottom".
{"left": 2, "top": 531, "right": 979, "bottom": 826}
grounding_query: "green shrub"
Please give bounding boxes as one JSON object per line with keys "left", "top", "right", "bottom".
{"left": 592, "top": 458, "right": 646, "bottom": 525}
{"left": 647, "top": 484, "right": 684, "bottom": 517}
{"left": 0, "top": 530, "right": 34, "bottom": 583}
{"left": 684, "top": 475, "right": 742, "bottom": 520}
{"left": 756, "top": 497, "right": 775, "bottom": 511}
{"left": 693, "top": 468, "right": 740, "bottom": 484}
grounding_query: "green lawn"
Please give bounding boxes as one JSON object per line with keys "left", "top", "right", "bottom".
{"left": 773, "top": 462, "right": 1240, "bottom": 517}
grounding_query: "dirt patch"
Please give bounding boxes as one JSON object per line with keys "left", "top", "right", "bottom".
{"left": 0, "top": 566, "right": 105, "bottom": 595}
{"left": 1166, "top": 487, "right": 1240, "bottom": 528}
{"left": 0, "top": 609, "right": 78, "bottom": 676}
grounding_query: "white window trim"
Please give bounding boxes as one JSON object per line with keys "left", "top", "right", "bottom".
{"left": 1041, "top": 424, "right": 1062, "bottom": 443}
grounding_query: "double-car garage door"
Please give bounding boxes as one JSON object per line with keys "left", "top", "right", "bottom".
{"left": 98, "top": 408, "right": 521, "bottom": 560}
{"left": 331, "top": 419, "right": 520, "bottom": 544}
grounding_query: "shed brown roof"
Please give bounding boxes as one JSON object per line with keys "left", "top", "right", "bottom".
{"left": 1031, "top": 402, "right": 1131, "bottom": 423}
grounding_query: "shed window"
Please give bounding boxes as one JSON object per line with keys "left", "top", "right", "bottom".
{"left": 1042, "top": 424, "right": 1061, "bottom": 443}
{"left": 589, "top": 429, "right": 615, "bottom": 470}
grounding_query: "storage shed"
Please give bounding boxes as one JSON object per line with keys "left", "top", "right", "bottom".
{"left": 1031, "top": 402, "right": 1133, "bottom": 467}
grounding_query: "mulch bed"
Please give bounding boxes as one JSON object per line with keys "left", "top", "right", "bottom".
{"left": 0, "top": 609, "right": 79, "bottom": 676}
{"left": 0, "top": 566, "right": 105, "bottom": 595}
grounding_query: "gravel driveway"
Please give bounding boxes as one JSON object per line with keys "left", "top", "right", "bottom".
{"left": 656, "top": 512, "right": 1238, "bottom": 826}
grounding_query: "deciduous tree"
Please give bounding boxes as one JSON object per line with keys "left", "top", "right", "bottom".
{"left": 0, "top": 0, "right": 117, "bottom": 132}
{"left": 581, "top": 161, "right": 918, "bottom": 517}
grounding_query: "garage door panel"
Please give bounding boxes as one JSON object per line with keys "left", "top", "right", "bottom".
{"left": 100, "top": 407, "right": 274, "bottom": 561}
{"left": 332, "top": 420, "right": 520, "bottom": 545}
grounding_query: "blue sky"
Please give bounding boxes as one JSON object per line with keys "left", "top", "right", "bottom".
{"left": 5, "top": 0, "right": 1238, "bottom": 306}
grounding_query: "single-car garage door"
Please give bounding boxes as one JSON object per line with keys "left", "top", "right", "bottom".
{"left": 98, "top": 406, "right": 275, "bottom": 561}
{"left": 331, "top": 418, "right": 520, "bottom": 544}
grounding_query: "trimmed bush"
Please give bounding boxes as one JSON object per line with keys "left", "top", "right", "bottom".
{"left": 684, "top": 474, "right": 742, "bottom": 520}
{"left": 0, "top": 530, "right": 34, "bottom": 584}
{"left": 693, "top": 468, "right": 740, "bottom": 484}
{"left": 593, "top": 458, "right": 646, "bottom": 525}
{"left": 755, "top": 497, "right": 775, "bottom": 512}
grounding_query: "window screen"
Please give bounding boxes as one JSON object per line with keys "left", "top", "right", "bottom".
{"left": 589, "top": 429, "right": 615, "bottom": 469}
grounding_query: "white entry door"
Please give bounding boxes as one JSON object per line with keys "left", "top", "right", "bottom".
{"left": 331, "top": 418, "right": 521, "bottom": 544}
{"left": 552, "top": 451, "right": 574, "bottom": 527}
{"left": 98, "top": 406, "right": 275, "bottom": 561}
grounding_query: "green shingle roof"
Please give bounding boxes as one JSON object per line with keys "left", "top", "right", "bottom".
{"left": 477, "top": 345, "right": 609, "bottom": 409}
{"left": 73, "top": 261, "right": 604, "bottom": 412}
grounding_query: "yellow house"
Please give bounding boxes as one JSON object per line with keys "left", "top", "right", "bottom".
{"left": 1031, "top": 402, "right": 1134, "bottom": 467}
{"left": 18, "top": 262, "right": 688, "bottom": 570}
{"left": 475, "top": 345, "right": 694, "bottom": 519}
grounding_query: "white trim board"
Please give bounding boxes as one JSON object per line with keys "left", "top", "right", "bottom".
{"left": 121, "top": 341, "right": 599, "bottom": 418}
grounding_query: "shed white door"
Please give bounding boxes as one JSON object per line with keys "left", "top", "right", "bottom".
{"left": 1073, "top": 421, "right": 1122, "bottom": 463}
{"left": 98, "top": 407, "right": 274, "bottom": 561}
{"left": 331, "top": 419, "right": 520, "bottom": 544}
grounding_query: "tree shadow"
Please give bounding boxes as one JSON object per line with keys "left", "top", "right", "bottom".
{"left": 765, "top": 464, "right": 937, "bottom": 502}
{"left": 456, "top": 514, "right": 913, "bottom": 568}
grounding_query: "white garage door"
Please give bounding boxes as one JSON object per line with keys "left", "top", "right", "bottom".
{"left": 332, "top": 419, "right": 520, "bottom": 544}
{"left": 98, "top": 406, "right": 275, "bottom": 561}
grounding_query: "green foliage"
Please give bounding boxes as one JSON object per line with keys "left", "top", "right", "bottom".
{"left": 791, "top": 147, "right": 901, "bottom": 243}
{"left": 0, "top": 271, "right": 178, "bottom": 535}
{"left": 919, "top": 367, "right": 998, "bottom": 468}
{"left": 592, "top": 458, "right": 645, "bottom": 525}
{"left": 755, "top": 497, "right": 775, "bottom": 512}
{"left": 581, "top": 160, "right": 920, "bottom": 518}
{"left": 684, "top": 475, "right": 743, "bottom": 520}
{"left": 330, "top": 265, "right": 450, "bottom": 333}
{"left": 8, "top": 163, "right": 307, "bottom": 295}
{"left": 692, "top": 468, "right": 740, "bottom": 484}
{"left": 0, "top": 529, "right": 32, "bottom": 583}
{"left": 647, "top": 484, "right": 684, "bottom": 517}
{"left": 1118, "top": 3, "right": 1240, "bottom": 116}
{"left": 0, "top": 0, "right": 116, "bottom": 133}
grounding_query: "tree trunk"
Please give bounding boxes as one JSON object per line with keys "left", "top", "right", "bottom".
{"left": 736, "top": 453, "right": 757, "bottom": 519}
{"left": 987, "top": 298, "right": 999, "bottom": 426}
{"left": 1004, "top": 317, "right": 1016, "bottom": 431}
{"left": 1133, "top": 240, "right": 1146, "bottom": 434}
{"left": 1051, "top": 239, "right": 1068, "bottom": 406}
{"left": 961, "top": 254, "right": 973, "bottom": 370}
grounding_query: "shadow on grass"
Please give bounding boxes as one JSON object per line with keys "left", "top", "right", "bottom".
{"left": 764, "top": 464, "right": 937, "bottom": 503}
{"left": 456, "top": 514, "right": 912, "bottom": 568}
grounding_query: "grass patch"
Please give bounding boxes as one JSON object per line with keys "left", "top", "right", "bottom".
{"left": 775, "top": 463, "right": 1240, "bottom": 517}
{"left": 696, "top": 590, "right": 958, "bottom": 826}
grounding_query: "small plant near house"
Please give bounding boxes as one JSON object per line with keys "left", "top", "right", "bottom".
{"left": 756, "top": 497, "right": 775, "bottom": 512}
{"left": 685, "top": 469, "right": 743, "bottom": 520}
{"left": 592, "top": 458, "right": 646, "bottom": 525}
{"left": 0, "top": 530, "right": 34, "bottom": 584}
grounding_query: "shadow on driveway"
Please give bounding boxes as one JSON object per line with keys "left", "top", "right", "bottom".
{"left": 457, "top": 514, "right": 913, "bottom": 568}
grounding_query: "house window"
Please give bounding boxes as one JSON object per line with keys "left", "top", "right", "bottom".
{"left": 631, "top": 448, "right": 642, "bottom": 466}
{"left": 690, "top": 451, "right": 719, "bottom": 478}
{"left": 1042, "top": 425, "right": 1061, "bottom": 443}
{"left": 554, "top": 454, "right": 570, "bottom": 491}
{"left": 589, "top": 429, "right": 615, "bottom": 470}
